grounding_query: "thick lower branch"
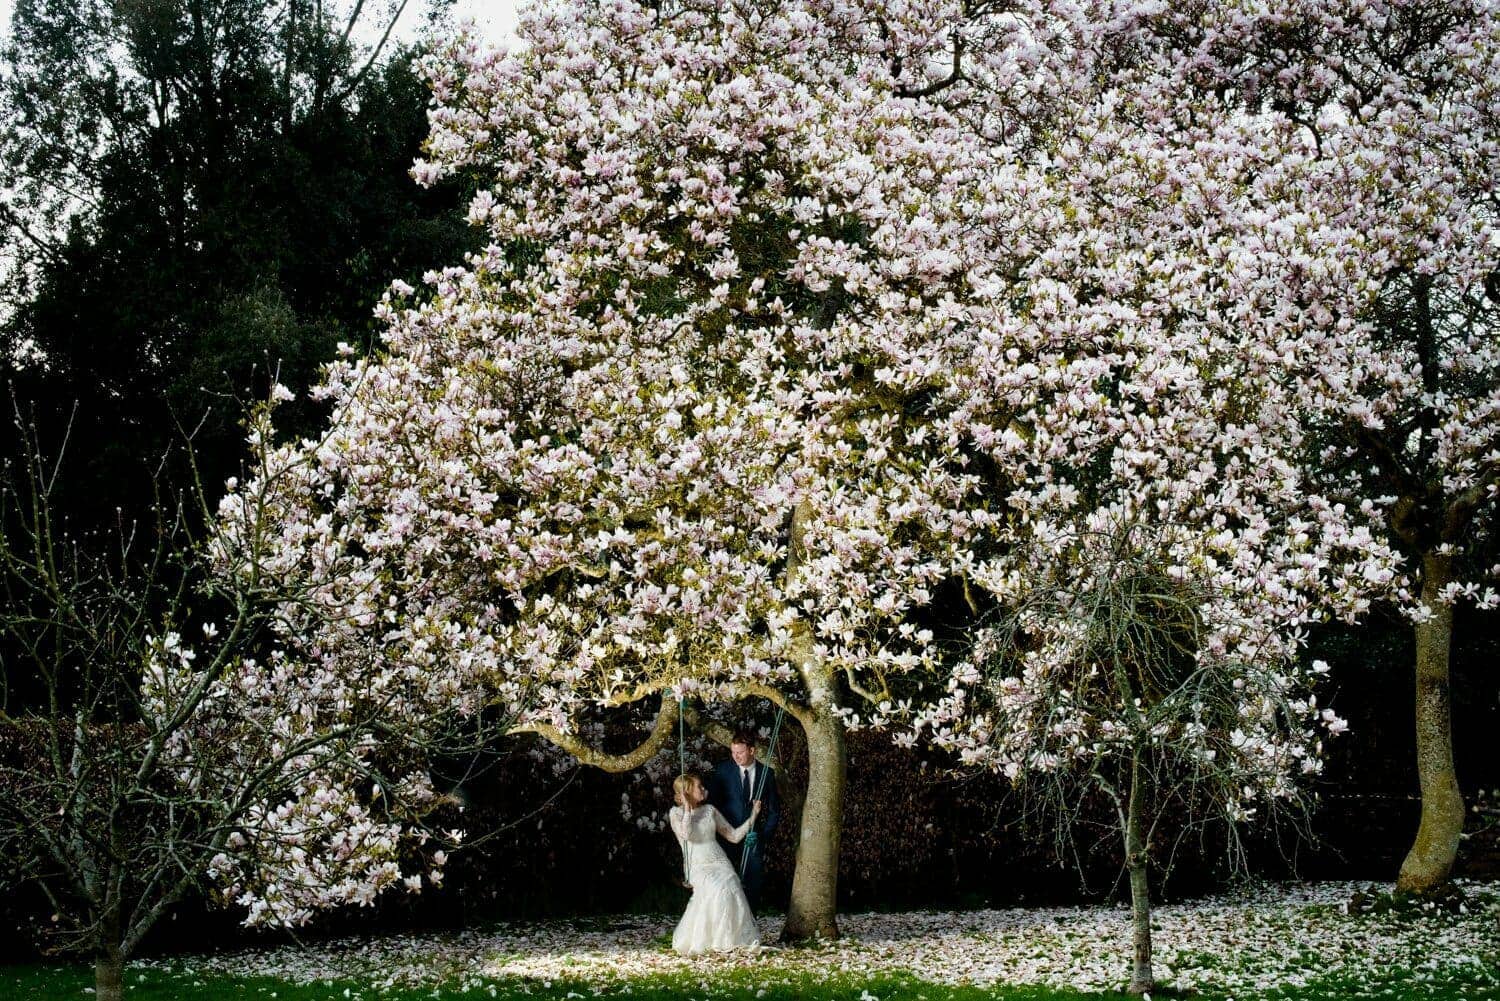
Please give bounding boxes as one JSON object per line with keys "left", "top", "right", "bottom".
{"left": 512, "top": 695, "right": 680, "bottom": 773}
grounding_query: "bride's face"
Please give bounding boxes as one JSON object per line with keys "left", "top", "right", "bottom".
{"left": 689, "top": 778, "right": 706, "bottom": 805}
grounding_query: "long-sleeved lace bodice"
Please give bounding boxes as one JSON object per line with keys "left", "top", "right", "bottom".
{"left": 670, "top": 804, "right": 752, "bottom": 856}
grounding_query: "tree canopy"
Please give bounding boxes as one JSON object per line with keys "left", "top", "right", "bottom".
{"left": 217, "top": 0, "right": 1475, "bottom": 946}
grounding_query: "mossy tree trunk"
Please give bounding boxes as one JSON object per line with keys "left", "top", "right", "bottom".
{"left": 780, "top": 499, "right": 847, "bottom": 941}
{"left": 1397, "top": 551, "right": 1465, "bottom": 895}
{"left": 782, "top": 693, "right": 846, "bottom": 941}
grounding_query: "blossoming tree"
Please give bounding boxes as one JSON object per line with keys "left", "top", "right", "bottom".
{"left": 225, "top": 0, "right": 1024, "bottom": 939}
{"left": 0, "top": 410, "right": 483, "bottom": 1001}
{"left": 1135, "top": 0, "right": 1500, "bottom": 895}
{"left": 867, "top": 2, "right": 1411, "bottom": 990}
{"left": 228, "top": 0, "right": 1441, "bottom": 950}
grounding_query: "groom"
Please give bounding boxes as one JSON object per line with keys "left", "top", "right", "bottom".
{"left": 707, "top": 728, "right": 780, "bottom": 911}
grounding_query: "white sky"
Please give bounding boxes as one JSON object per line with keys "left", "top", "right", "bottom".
{"left": 437, "top": 0, "right": 523, "bottom": 44}
{"left": 0, "top": 0, "right": 520, "bottom": 48}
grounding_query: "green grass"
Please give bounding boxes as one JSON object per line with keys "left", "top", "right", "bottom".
{"left": 0, "top": 967, "right": 1130, "bottom": 1000}
{"left": 7, "top": 964, "right": 1500, "bottom": 1001}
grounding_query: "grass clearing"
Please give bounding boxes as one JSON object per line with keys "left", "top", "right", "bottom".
{"left": 7, "top": 881, "right": 1498, "bottom": 1000}
{"left": 9, "top": 965, "right": 1498, "bottom": 1001}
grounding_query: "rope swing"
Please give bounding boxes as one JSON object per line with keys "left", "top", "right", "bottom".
{"left": 739, "top": 699, "right": 786, "bottom": 879}
{"left": 678, "top": 692, "right": 687, "bottom": 776}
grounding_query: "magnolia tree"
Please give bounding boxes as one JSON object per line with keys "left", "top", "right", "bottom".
{"left": 225, "top": 0, "right": 1016, "bottom": 939}
{"left": 0, "top": 408, "right": 486, "bottom": 1001}
{"left": 228, "top": 0, "right": 1428, "bottom": 947}
{"left": 816, "top": 1, "right": 1416, "bottom": 990}
{"left": 1121, "top": 0, "right": 1500, "bottom": 895}
{"left": 841, "top": 5, "right": 1496, "bottom": 942}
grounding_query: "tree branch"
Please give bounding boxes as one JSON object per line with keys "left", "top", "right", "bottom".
{"left": 1444, "top": 459, "right": 1500, "bottom": 541}
{"left": 511, "top": 693, "right": 681, "bottom": 772}
{"left": 331, "top": 0, "right": 413, "bottom": 107}
{"left": 895, "top": 33, "right": 966, "bottom": 98}
{"left": 0, "top": 200, "right": 64, "bottom": 265}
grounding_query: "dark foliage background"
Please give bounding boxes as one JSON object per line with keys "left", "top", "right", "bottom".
{"left": 0, "top": 0, "right": 477, "bottom": 531}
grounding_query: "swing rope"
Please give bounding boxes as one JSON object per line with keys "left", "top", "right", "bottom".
{"left": 676, "top": 692, "right": 691, "bottom": 889}
{"left": 739, "top": 701, "right": 786, "bottom": 879}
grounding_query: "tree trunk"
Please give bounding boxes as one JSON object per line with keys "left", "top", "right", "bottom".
{"left": 94, "top": 942, "right": 124, "bottom": 1001}
{"left": 1397, "top": 551, "right": 1465, "bottom": 896}
{"left": 1124, "top": 751, "right": 1153, "bottom": 995}
{"left": 779, "top": 499, "right": 846, "bottom": 942}
{"left": 782, "top": 699, "right": 845, "bottom": 941}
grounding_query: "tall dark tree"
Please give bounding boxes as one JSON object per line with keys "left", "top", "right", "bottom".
{"left": 0, "top": 0, "right": 474, "bottom": 525}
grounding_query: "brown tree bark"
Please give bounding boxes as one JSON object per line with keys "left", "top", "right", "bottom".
{"left": 782, "top": 695, "right": 845, "bottom": 941}
{"left": 1124, "top": 749, "right": 1154, "bottom": 995}
{"left": 1397, "top": 551, "right": 1466, "bottom": 895}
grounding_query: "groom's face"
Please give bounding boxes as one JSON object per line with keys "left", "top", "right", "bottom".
{"left": 730, "top": 741, "right": 754, "bottom": 767}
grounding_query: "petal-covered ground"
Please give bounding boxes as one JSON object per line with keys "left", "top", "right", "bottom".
{"left": 144, "top": 881, "right": 1499, "bottom": 998}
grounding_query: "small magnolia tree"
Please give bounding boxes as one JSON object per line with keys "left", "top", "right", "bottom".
{"left": 939, "top": 522, "right": 1354, "bottom": 995}
{"left": 0, "top": 410, "right": 481, "bottom": 1001}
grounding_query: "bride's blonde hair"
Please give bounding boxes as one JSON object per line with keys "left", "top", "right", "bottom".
{"left": 672, "top": 773, "right": 702, "bottom": 809}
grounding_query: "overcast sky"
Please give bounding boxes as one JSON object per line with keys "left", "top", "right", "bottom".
{"left": 437, "top": 0, "right": 523, "bottom": 43}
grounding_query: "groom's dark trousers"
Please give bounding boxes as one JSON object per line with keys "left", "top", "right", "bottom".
{"left": 707, "top": 758, "right": 779, "bottom": 911}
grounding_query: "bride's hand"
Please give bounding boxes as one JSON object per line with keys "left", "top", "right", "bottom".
{"left": 751, "top": 799, "right": 762, "bottom": 817}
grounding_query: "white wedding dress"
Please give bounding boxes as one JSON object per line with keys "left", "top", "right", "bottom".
{"left": 668, "top": 804, "right": 760, "bottom": 955}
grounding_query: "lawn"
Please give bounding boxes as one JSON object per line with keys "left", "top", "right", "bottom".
{"left": 8, "top": 881, "right": 1498, "bottom": 1000}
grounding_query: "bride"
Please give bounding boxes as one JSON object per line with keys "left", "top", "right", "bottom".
{"left": 668, "top": 772, "right": 761, "bottom": 955}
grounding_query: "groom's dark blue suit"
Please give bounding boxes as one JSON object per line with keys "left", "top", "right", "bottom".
{"left": 706, "top": 758, "right": 779, "bottom": 911}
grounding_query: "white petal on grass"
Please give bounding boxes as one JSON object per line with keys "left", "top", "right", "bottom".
{"left": 140, "top": 881, "right": 1499, "bottom": 996}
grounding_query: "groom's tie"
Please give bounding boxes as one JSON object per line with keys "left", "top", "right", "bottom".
{"left": 740, "top": 765, "right": 750, "bottom": 808}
